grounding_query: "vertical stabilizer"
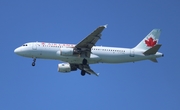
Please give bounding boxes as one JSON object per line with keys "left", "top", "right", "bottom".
{"left": 134, "top": 29, "right": 161, "bottom": 50}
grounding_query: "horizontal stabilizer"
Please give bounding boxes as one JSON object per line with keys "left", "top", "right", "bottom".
{"left": 149, "top": 58, "right": 158, "bottom": 63}
{"left": 143, "top": 44, "right": 162, "bottom": 55}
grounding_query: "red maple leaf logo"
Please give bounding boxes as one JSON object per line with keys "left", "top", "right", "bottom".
{"left": 145, "top": 37, "right": 157, "bottom": 47}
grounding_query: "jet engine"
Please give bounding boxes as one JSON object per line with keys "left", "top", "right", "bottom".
{"left": 57, "top": 63, "right": 77, "bottom": 73}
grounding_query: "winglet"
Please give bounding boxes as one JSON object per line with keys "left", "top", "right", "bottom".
{"left": 103, "top": 24, "right": 108, "bottom": 28}
{"left": 84, "top": 68, "right": 100, "bottom": 77}
{"left": 95, "top": 73, "right": 100, "bottom": 76}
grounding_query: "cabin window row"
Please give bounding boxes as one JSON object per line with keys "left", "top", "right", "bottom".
{"left": 42, "top": 45, "right": 63, "bottom": 48}
{"left": 92, "top": 48, "right": 125, "bottom": 52}
{"left": 41, "top": 45, "right": 125, "bottom": 52}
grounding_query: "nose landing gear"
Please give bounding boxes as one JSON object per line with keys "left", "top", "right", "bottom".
{"left": 32, "top": 58, "right": 36, "bottom": 66}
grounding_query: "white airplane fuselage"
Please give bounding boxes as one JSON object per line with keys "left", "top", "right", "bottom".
{"left": 14, "top": 42, "right": 163, "bottom": 64}
{"left": 14, "top": 26, "right": 164, "bottom": 76}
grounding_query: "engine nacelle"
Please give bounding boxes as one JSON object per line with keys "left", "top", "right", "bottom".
{"left": 57, "top": 63, "right": 77, "bottom": 73}
{"left": 59, "top": 48, "right": 74, "bottom": 56}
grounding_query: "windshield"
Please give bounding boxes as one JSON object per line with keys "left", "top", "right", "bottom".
{"left": 22, "top": 44, "right": 28, "bottom": 46}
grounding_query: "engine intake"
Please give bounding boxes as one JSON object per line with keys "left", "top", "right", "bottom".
{"left": 57, "top": 63, "right": 77, "bottom": 73}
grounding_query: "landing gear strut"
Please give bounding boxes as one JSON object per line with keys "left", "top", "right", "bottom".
{"left": 80, "top": 59, "right": 87, "bottom": 76}
{"left": 82, "top": 58, "right": 87, "bottom": 65}
{"left": 32, "top": 58, "right": 36, "bottom": 66}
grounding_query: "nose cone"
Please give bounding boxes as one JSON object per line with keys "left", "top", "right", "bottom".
{"left": 14, "top": 48, "right": 21, "bottom": 55}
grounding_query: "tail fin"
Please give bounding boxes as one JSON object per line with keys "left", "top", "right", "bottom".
{"left": 134, "top": 29, "right": 161, "bottom": 50}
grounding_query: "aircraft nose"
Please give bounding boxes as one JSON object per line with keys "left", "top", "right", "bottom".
{"left": 14, "top": 48, "right": 21, "bottom": 54}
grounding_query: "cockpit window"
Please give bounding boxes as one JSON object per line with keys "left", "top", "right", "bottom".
{"left": 22, "top": 44, "right": 28, "bottom": 46}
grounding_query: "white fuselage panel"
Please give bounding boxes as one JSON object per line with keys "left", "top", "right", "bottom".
{"left": 14, "top": 42, "right": 163, "bottom": 64}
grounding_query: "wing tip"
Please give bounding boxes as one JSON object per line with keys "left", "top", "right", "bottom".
{"left": 96, "top": 73, "right": 100, "bottom": 76}
{"left": 104, "top": 24, "right": 108, "bottom": 28}
{"left": 100, "top": 24, "right": 108, "bottom": 28}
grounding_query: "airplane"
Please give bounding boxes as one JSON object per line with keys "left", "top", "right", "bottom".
{"left": 14, "top": 25, "right": 164, "bottom": 76}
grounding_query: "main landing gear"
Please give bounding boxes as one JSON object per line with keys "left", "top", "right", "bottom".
{"left": 82, "top": 58, "right": 87, "bottom": 65}
{"left": 81, "top": 70, "right": 86, "bottom": 76}
{"left": 32, "top": 58, "right": 36, "bottom": 66}
{"left": 81, "top": 59, "right": 87, "bottom": 76}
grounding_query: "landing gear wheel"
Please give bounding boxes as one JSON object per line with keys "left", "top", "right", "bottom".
{"left": 82, "top": 59, "right": 87, "bottom": 65}
{"left": 32, "top": 58, "right": 36, "bottom": 66}
{"left": 32, "top": 62, "right": 35, "bottom": 66}
{"left": 81, "top": 70, "right": 86, "bottom": 76}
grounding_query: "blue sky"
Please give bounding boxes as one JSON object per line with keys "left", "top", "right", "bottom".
{"left": 0, "top": 0, "right": 180, "bottom": 110}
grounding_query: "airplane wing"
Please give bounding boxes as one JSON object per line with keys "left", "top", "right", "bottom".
{"left": 83, "top": 64, "right": 99, "bottom": 76}
{"left": 75, "top": 25, "right": 107, "bottom": 57}
{"left": 72, "top": 64, "right": 99, "bottom": 76}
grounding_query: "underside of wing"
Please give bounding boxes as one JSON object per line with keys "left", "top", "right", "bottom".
{"left": 74, "top": 64, "right": 99, "bottom": 76}
{"left": 83, "top": 65, "right": 99, "bottom": 76}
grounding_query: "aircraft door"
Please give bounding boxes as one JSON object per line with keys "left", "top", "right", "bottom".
{"left": 32, "top": 42, "right": 37, "bottom": 50}
{"left": 130, "top": 49, "right": 134, "bottom": 57}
